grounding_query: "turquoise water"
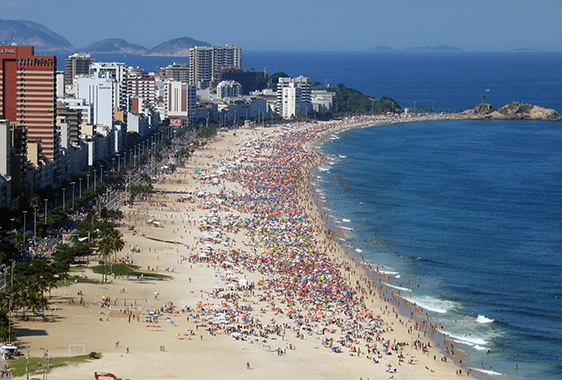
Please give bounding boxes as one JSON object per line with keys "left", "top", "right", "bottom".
{"left": 318, "top": 120, "right": 562, "bottom": 379}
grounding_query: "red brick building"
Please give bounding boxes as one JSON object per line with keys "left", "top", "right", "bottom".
{"left": 0, "top": 46, "right": 58, "bottom": 161}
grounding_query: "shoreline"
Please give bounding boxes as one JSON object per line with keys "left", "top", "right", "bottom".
{"left": 12, "top": 115, "right": 474, "bottom": 380}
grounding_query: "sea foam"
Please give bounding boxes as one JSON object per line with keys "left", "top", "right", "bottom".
{"left": 476, "top": 315, "right": 494, "bottom": 324}
{"left": 441, "top": 331, "right": 488, "bottom": 346}
{"left": 403, "top": 296, "right": 459, "bottom": 314}
{"left": 382, "top": 283, "right": 411, "bottom": 292}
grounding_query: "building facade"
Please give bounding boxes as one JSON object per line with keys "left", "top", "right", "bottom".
{"left": 65, "top": 52, "right": 95, "bottom": 87}
{"left": 276, "top": 76, "right": 311, "bottom": 119}
{"left": 0, "top": 46, "right": 58, "bottom": 162}
{"left": 167, "top": 81, "right": 197, "bottom": 121}
{"left": 189, "top": 45, "right": 241, "bottom": 88}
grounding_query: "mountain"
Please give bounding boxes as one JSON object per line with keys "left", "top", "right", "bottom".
{"left": 0, "top": 18, "right": 74, "bottom": 52}
{"left": 147, "top": 37, "right": 211, "bottom": 56}
{"left": 404, "top": 45, "right": 463, "bottom": 52}
{"left": 84, "top": 38, "right": 148, "bottom": 54}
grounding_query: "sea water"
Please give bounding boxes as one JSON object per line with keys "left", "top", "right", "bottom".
{"left": 318, "top": 120, "right": 562, "bottom": 379}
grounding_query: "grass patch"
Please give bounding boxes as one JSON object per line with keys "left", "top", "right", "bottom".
{"left": 56, "top": 275, "right": 98, "bottom": 287}
{"left": 8, "top": 353, "right": 101, "bottom": 377}
{"left": 91, "top": 263, "right": 172, "bottom": 280}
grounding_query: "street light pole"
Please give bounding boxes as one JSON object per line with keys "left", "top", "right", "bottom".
{"left": 33, "top": 205, "right": 37, "bottom": 239}
{"left": 86, "top": 173, "right": 90, "bottom": 189}
{"left": 62, "top": 188, "right": 66, "bottom": 211}
{"left": 100, "top": 164, "right": 104, "bottom": 183}
{"left": 71, "top": 182, "right": 75, "bottom": 210}
{"left": 79, "top": 178, "right": 82, "bottom": 198}
{"left": 22, "top": 210, "right": 27, "bottom": 246}
{"left": 44, "top": 198, "right": 48, "bottom": 224}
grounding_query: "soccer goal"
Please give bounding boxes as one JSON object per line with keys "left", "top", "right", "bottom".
{"left": 72, "top": 315, "right": 93, "bottom": 325}
{"left": 68, "top": 344, "right": 86, "bottom": 355}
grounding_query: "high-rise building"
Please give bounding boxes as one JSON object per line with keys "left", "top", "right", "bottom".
{"left": 159, "top": 62, "right": 189, "bottom": 82}
{"left": 189, "top": 45, "right": 241, "bottom": 88}
{"left": 167, "top": 81, "right": 197, "bottom": 121}
{"left": 0, "top": 46, "right": 58, "bottom": 161}
{"left": 127, "top": 75, "right": 155, "bottom": 113}
{"left": 65, "top": 52, "right": 95, "bottom": 87}
{"left": 77, "top": 75, "right": 114, "bottom": 127}
{"left": 276, "top": 76, "right": 311, "bottom": 119}
{"left": 0, "top": 119, "right": 11, "bottom": 207}
{"left": 89, "top": 61, "right": 128, "bottom": 111}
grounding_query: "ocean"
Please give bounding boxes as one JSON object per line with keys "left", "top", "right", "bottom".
{"left": 57, "top": 51, "right": 562, "bottom": 379}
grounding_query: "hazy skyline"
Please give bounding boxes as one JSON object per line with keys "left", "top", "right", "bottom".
{"left": 1, "top": 0, "right": 562, "bottom": 52}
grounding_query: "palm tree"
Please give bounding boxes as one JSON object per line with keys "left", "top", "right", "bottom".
{"left": 97, "top": 236, "right": 113, "bottom": 282}
{"left": 107, "top": 228, "right": 125, "bottom": 264}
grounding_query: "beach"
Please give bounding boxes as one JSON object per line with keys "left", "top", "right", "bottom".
{"left": 12, "top": 114, "right": 468, "bottom": 380}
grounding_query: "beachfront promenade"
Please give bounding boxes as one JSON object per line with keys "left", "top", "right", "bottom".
{"left": 12, "top": 114, "right": 467, "bottom": 380}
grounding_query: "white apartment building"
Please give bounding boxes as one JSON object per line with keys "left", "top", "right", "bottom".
{"left": 0, "top": 120, "right": 11, "bottom": 208}
{"left": 217, "top": 80, "right": 242, "bottom": 99}
{"left": 277, "top": 76, "right": 311, "bottom": 119}
{"left": 77, "top": 75, "right": 114, "bottom": 127}
{"left": 89, "top": 62, "right": 128, "bottom": 111}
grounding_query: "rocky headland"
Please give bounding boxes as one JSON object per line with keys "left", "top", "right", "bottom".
{"left": 462, "top": 102, "right": 562, "bottom": 121}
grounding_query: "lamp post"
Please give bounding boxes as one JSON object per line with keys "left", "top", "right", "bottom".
{"left": 6, "top": 296, "right": 12, "bottom": 344}
{"left": 22, "top": 210, "right": 27, "bottom": 246}
{"left": 117, "top": 153, "right": 120, "bottom": 171}
{"left": 86, "top": 173, "right": 90, "bottom": 189}
{"left": 62, "top": 188, "right": 66, "bottom": 211}
{"left": 26, "top": 348, "right": 29, "bottom": 380}
{"left": 79, "top": 178, "right": 82, "bottom": 198}
{"left": 100, "top": 164, "right": 104, "bottom": 183}
{"left": 33, "top": 205, "right": 38, "bottom": 239}
{"left": 71, "top": 182, "right": 75, "bottom": 210}
{"left": 10, "top": 218, "right": 14, "bottom": 234}
{"left": 44, "top": 198, "right": 48, "bottom": 225}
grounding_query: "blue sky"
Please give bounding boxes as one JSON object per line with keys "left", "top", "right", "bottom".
{"left": 2, "top": 0, "right": 562, "bottom": 51}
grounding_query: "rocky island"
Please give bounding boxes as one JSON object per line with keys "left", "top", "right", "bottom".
{"left": 462, "top": 102, "right": 562, "bottom": 121}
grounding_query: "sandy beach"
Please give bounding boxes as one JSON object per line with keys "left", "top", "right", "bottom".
{"left": 12, "top": 114, "right": 469, "bottom": 380}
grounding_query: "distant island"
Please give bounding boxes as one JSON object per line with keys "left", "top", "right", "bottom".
{"left": 368, "top": 45, "right": 463, "bottom": 53}
{"left": 84, "top": 37, "right": 211, "bottom": 56}
{"left": 0, "top": 18, "right": 211, "bottom": 56}
{"left": 0, "top": 18, "right": 74, "bottom": 52}
{"left": 461, "top": 102, "right": 562, "bottom": 121}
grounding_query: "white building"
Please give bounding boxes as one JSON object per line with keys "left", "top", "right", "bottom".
{"left": 77, "top": 75, "right": 114, "bottom": 127}
{"left": 277, "top": 77, "right": 311, "bottom": 119}
{"left": 127, "top": 112, "right": 149, "bottom": 136}
{"left": 217, "top": 80, "right": 242, "bottom": 99}
{"left": 89, "top": 62, "right": 128, "bottom": 111}
{"left": 311, "top": 90, "right": 336, "bottom": 112}
{"left": 0, "top": 120, "right": 11, "bottom": 208}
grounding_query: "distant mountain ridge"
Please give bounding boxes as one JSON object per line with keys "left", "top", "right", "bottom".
{"left": 0, "top": 18, "right": 74, "bottom": 52}
{"left": 0, "top": 18, "right": 211, "bottom": 56}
